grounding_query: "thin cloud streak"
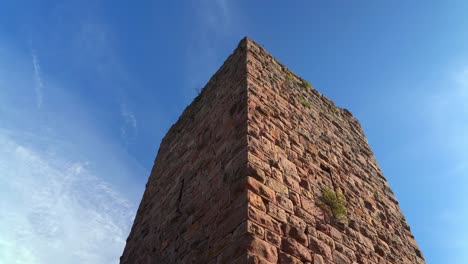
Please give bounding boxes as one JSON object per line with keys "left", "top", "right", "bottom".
{"left": 75, "top": 20, "right": 140, "bottom": 145}
{"left": 121, "top": 104, "right": 137, "bottom": 130}
{"left": 120, "top": 103, "right": 137, "bottom": 142}
{"left": 0, "top": 39, "right": 144, "bottom": 262}
{"left": 185, "top": 0, "right": 240, "bottom": 98}
{"left": 31, "top": 51, "right": 44, "bottom": 109}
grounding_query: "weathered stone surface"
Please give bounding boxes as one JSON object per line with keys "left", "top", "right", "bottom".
{"left": 249, "top": 205, "right": 283, "bottom": 235}
{"left": 333, "top": 250, "right": 351, "bottom": 264}
{"left": 248, "top": 220, "right": 265, "bottom": 239}
{"left": 281, "top": 237, "right": 312, "bottom": 262}
{"left": 276, "top": 193, "right": 294, "bottom": 212}
{"left": 313, "top": 254, "right": 325, "bottom": 264}
{"left": 278, "top": 252, "right": 303, "bottom": 264}
{"left": 120, "top": 38, "right": 249, "bottom": 264}
{"left": 265, "top": 229, "right": 282, "bottom": 248}
{"left": 309, "top": 236, "right": 332, "bottom": 260}
{"left": 248, "top": 190, "right": 267, "bottom": 212}
{"left": 267, "top": 202, "right": 287, "bottom": 223}
{"left": 247, "top": 236, "right": 279, "bottom": 263}
{"left": 283, "top": 224, "right": 308, "bottom": 246}
{"left": 232, "top": 253, "right": 273, "bottom": 264}
{"left": 120, "top": 37, "right": 424, "bottom": 264}
{"left": 247, "top": 177, "right": 276, "bottom": 202}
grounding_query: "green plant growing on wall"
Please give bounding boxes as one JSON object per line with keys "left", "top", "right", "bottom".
{"left": 302, "top": 79, "right": 312, "bottom": 90}
{"left": 299, "top": 96, "right": 311, "bottom": 109}
{"left": 318, "top": 187, "right": 347, "bottom": 224}
{"left": 373, "top": 191, "right": 382, "bottom": 201}
{"left": 285, "top": 72, "right": 293, "bottom": 81}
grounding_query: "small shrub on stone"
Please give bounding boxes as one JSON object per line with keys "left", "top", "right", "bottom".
{"left": 299, "top": 96, "right": 311, "bottom": 109}
{"left": 318, "top": 187, "right": 347, "bottom": 224}
{"left": 302, "top": 79, "right": 312, "bottom": 90}
{"left": 373, "top": 191, "right": 382, "bottom": 201}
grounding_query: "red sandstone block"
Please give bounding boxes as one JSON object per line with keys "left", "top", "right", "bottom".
{"left": 216, "top": 207, "right": 248, "bottom": 240}
{"left": 246, "top": 177, "right": 275, "bottom": 202}
{"left": 246, "top": 162, "right": 267, "bottom": 183}
{"left": 283, "top": 224, "right": 308, "bottom": 246}
{"left": 247, "top": 236, "right": 279, "bottom": 263}
{"left": 249, "top": 152, "right": 269, "bottom": 173}
{"left": 301, "top": 196, "right": 315, "bottom": 213}
{"left": 267, "top": 202, "right": 287, "bottom": 223}
{"left": 294, "top": 207, "right": 315, "bottom": 226}
{"left": 248, "top": 205, "right": 283, "bottom": 235}
{"left": 278, "top": 252, "right": 303, "bottom": 264}
{"left": 216, "top": 239, "right": 247, "bottom": 264}
{"left": 329, "top": 227, "right": 343, "bottom": 243}
{"left": 312, "top": 254, "right": 325, "bottom": 264}
{"left": 247, "top": 220, "right": 265, "bottom": 239}
{"left": 232, "top": 221, "right": 248, "bottom": 239}
{"left": 283, "top": 175, "right": 301, "bottom": 193}
{"left": 281, "top": 237, "right": 312, "bottom": 262}
{"left": 316, "top": 231, "right": 334, "bottom": 249}
{"left": 265, "top": 178, "right": 288, "bottom": 195}
{"left": 309, "top": 235, "right": 332, "bottom": 260}
{"left": 334, "top": 242, "right": 356, "bottom": 262}
{"left": 333, "top": 250, "right": 351, "bottom": 264}
{"left": 233, "top": 253, "right": 274, "bottom": 264}
{"left": 276, "top": 193, "right": 294, "bottom": 212}
{"left": 264, "top": 229, "right": 281, "bottom": 248}
{"left": 248, "top": 190, "right": 266, "bottom": 212}
{"left": 301, "top": 188, "right": 315, "bottom": 202}
{"left": 278, "top": 156, "right": 299, "bottom": 179}
{"left": 270, "top": 167, "right": 283, "bottom": 182}
{"left": 287, "top": 214, "right": 307, "bottom": 232}
{"left": 289, "top": 191, "right": 301, "bottom": 206}
{"left": 208, "top": 234, "right": 233, "bottom": 261}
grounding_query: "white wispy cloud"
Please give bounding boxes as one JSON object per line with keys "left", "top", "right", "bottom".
{"left": 0, "top": 134, "right": 134, "bottom": 264}
{"left": 120, "top": 103, "right": 137, "bottom": 142}
{"left": 31, "top": 50, "right": 44, "bottom": 109}
{"left": 185, "top": 0, "right": 242, "bottom": 98}
{"left": 75, "top": 21, "right": 139, "bottom": 145}
{"left": 0, "top": 8, "right": 144, "bottom": 264}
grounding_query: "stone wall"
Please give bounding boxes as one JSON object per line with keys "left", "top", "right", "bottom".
{"left": 120, "top": 37, "right": 424, "bottom": 264}
{"left": 244, "top": 38, "right": 424, "bottom": 263}
{"left": 120, "top": 39, "right": 250, "bottom": 264}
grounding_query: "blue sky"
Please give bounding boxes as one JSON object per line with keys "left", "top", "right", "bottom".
{"left": 0, "top": 1, "right": 467, "bottom": 263}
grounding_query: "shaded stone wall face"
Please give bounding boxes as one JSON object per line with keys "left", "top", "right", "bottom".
{"left": 244, "top": 39, "right": 424, "bottom": 263}
{"left": 120, "top": 41, "right": 251, "bottom": 264}
{"left": 121, "top": 38, "right": 424, "bottom": 264}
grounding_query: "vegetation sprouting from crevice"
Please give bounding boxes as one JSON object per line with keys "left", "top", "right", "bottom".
{"left": 318, "top": 187, "right": 348, "bottom": 224}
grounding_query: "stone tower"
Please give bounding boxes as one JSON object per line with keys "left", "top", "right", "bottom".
{"left": 120, "top": 37, "right": 424, "bottom": 264}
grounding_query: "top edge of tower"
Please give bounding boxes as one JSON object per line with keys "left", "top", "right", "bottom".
{"left": 237, "top": 36, "right": 357, "bottom": 121}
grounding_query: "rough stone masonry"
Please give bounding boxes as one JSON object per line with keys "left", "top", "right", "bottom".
{"left": 120, "top": 37, "right": 424, "bottom": 264}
